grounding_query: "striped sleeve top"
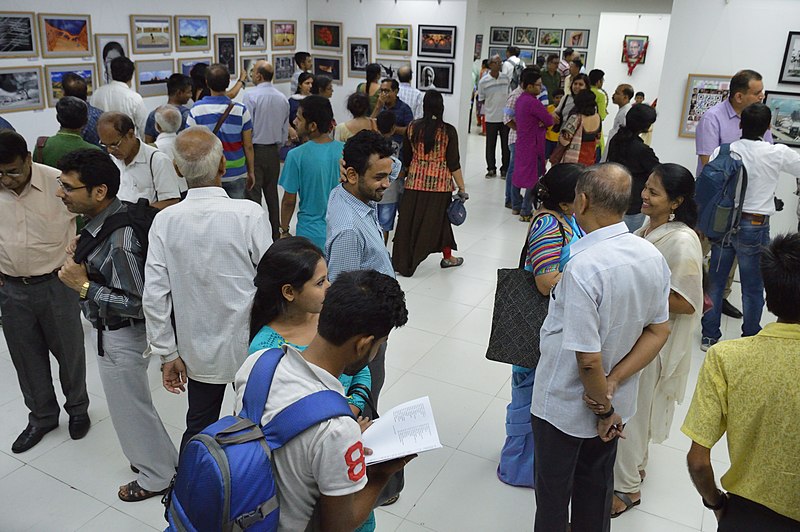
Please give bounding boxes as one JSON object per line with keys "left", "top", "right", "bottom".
{"left": 524, "top": 214, "right": 569, "bottom": 275}
{"left": 187, "top": 95, "right": 253, "bottom": 181}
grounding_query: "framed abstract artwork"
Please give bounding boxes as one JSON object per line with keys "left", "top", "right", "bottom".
{"left": 38, "top": 13, "right": 92, "bottom": 58}
{"left": 376, "top": 24, "right": 412, "bottom": 56}
{"left": 0, "top": 12, "right": 39, "bottom": 58}
{"left": 271, "top": 20, "right": 297, "bottom": 50}
{"left": 311, "top": 21, "right": 342, "bottom": 52}
{"left": 214, "top": 33, "right": 238, "bottom": 77}
{"left": 418, "top": 25, "right": 456, "bottom": 59}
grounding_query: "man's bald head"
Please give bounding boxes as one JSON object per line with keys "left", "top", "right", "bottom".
{"left": 576, "top": 163, "right": 632, "bottom": 217}
{"left": 173, "top": 126, "right": 224, "bottom": 187}
{"left": 397, "top": 66, "right": 412, "bottom": 83}
{"left": 254, "top": 60, "right": 274, "bottom": 83}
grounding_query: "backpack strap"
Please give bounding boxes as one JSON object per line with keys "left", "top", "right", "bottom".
{"left": 213, "top": 103, "right": 236, "bottom": 135}
{"left": 73, "top": 212, "right": 134, "bottom": 264}
{"left": 262, "top": 390, "right": 354, "bottom": 450}
{"left": 240, "top": 348, "right": 285, "bottom": 424}
{"left": 148, "top": 150, "right": 158, "bottom": 203}
{"left": 33, "top": 136, "right": 48, "bottom": 164}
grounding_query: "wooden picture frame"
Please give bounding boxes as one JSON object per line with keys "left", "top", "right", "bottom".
{"left": 273, "top": 53, "right": 295, "bottom": 83}
{"left": 622, "top": 34, "right": 649, "bottom": 64}
{"left": 38, "top": 13, "right": 92, "bottom": 58}
{"left": 135, "top": 58, "right": 174, "bottom": 98}
{"left": 347, "top": 37, "right": 372, "bottom": 78}
{"left": 376, "top": 24, "right": 412, "bottom": 56}
{"left": 310, "top": 21, "right": 343, "bottom": 52}
{"left": 95, "top": 34, "right": 129, "bottom": 86}
{"left": 45, "top": 63, "right": 95, "bottom": 107}
{"left": 0, "top": 66, "right": 46, "bottom": 113}
{"left": 130, "top": 15, "right": 172, "bottom": 54}
{"left": 241, "top": 54, "right": 268, "bottom": 86}
{"left": 271, "top": 20, "right": 297, "bottom": 50}
{"left": 0, "top": 12, "right": 39, "bottom": 58}
{"left": 239, "top": 18, "right": 267, "bottom": 52}
{"left": 679, "top": 73, "right": 732, "bottom": 138}
{"left": 313, "top": 55, "right": 343, "bottom": 85}
{"left": 214, "top": 33, "right": 238, "bottom": 78}
{"left": 175, "top": 15, "right": 210, "bottom": 52}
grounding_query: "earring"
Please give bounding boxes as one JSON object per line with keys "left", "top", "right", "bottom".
{"left": 668, "top": 211, "right": 675, "bottom": 222}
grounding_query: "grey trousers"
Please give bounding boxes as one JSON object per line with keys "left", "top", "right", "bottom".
{"left": 249, "top": 143, "right": 281, "bottom": 241}
{"left": 97, "top": 322, "right": 178, "bottom": 491}
{"left": 0, "top": 277, "right": 88, "bottom": 427}
{"left": 368, "top": 341, "right": 387, "bottom": 410}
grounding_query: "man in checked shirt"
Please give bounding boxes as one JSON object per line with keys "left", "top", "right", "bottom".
{"left": 56, "top": 149, "right": 178, "bottom": 503}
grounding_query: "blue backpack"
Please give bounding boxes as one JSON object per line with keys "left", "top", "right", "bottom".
{"left": 695, "top": 143, "right": 748, "bottom": 241}
{"left": 163, "top": 348, "right": 354, "bottom": 531}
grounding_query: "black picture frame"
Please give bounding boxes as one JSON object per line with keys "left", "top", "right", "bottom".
{"left": 764, "top": 90, "right": 800, "bottom": 147}
{"left": 512, "top": 27, "right": 537, "bottom": 47}
{"left": 489, "top": 27, "right": 512, "bottom": 46}
{"left": 779, "top": 32, "right": 800, "bottom": 85}
{"left": 621, "top": 35, "right": 648, "bottom": 64}
{"left": 313, "top": 55, "right": 343, "bottom": 84}
{"left": 416, "top": 61, "right": 454, "bottom": 94}
{"left": 417, "top": 25, "right": 456, "bottom": 59}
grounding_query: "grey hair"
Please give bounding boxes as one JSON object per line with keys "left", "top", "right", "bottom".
{"left": 154, "top": 105, "right": 182, "bottom": 134}
{"left": 173, "top": 126, "right": 223, "bottom": 188}
{"left": 576, "top": 163, "right": 632, "bottom": 216}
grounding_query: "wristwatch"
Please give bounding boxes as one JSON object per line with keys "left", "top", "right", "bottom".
{"left": 595, "top": 405, "right": 615, "bottom": 419}
{"left": 79, "top": 281, "right": 90, "bottom": 299}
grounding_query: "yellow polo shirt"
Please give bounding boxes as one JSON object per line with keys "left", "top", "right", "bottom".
{"left": 682, "top": 322, "right": 800, "bottom": 522}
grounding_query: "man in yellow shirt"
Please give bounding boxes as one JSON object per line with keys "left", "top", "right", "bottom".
{"left": 589, "top": 69, "right": 608, "bottom": 163}
{"left": 682, "top": 233, "right": 800, "bottom": 530}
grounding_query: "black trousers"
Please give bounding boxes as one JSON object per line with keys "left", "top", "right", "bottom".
{"left": 0, "top": 276, "right": 89, "bottom": 427}
{"left": 718, "top": 493, "right": 800, "bottom": 532}
{"left": 485, "top": 122, "right": 510, "bottom": 173}
{"left": 248, "top": 143, "right": 281, "bottom": 241}
{"left": 531, "top": 415, "right": 617, "bottom": 532}
{"left": 179, "top": 378, "right": 227, "bottom": 454}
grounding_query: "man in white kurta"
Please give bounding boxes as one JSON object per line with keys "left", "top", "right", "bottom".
{"left": 143, "top": 126, "right": 272, "bottom": 453}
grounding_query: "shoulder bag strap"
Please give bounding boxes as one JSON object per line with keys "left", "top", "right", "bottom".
{"left": 148, "top": 150, "right": 159, "bottom": 202}
{"left": 240, "top": 348, "right": 285, "bottom": 423}
{"left": 213, "top": 103, "right": 236, "bottom": 135}
{"left": 347, "top": 383, "right": 378, "bottom": 419}
{"left": 519, "top": 213, "right": 567, "bottom": 268}
{"left": 33, "top": 136, "right": 48, "bottom": 163}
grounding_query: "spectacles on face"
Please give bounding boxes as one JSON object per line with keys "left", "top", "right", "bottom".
{"left": 379, "top": 88, "right": 393, "bottom": 93}
{"left": 57, "top": 178, "right": 88, "bottom": 194}
{"left": 100, "top": 135, "right": 125, "bottom": 152}
{"left": 0, "top": 169, "right": 24, "bottom": 178}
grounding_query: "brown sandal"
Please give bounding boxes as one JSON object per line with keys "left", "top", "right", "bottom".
{"left": 118, "top": 480, "right": 167, "bottom": 502}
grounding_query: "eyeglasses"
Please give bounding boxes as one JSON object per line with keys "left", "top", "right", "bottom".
{"left": 100, "top": 135, "right": 125, "bottom": 151}
{"left": 379, "top": 88, "right": 393, "bottom": 93}
{"left": 57, "top": 178, "right": 88, "bottom": 194}
{"left": 0, "top": 169, "right": 24, "bottom": 178}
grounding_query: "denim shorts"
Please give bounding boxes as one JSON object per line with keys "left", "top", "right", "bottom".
{"left": 377, "top": 202, "right": 398, "bottom": 232}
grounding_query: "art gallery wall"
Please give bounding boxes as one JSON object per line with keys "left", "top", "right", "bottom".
{"left": 594, "top": 13, "right": 671, "bottom": 136}
{"left": 651, "top": 0, "right": 800, "bottom": 236}
{"left": 0, "top": 0, "right": 308, "bottom": 148}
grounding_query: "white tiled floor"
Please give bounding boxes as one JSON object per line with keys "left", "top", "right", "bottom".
{"left": 0, "top": 132, "right": 755, "bottom": 531}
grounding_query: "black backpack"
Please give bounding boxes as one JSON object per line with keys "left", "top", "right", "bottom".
{"left": 74, "top": 199, "right": 160, "bottom": 265}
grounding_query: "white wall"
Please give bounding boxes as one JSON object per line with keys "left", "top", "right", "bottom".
{"left": 594, "top": 12, "right": 670, "bottom": 134}
{"left": 652, "top": 0, "right": 800, "bottom": 236}
{"left": 0, "top": 0, "right": 308, "bottom": 148}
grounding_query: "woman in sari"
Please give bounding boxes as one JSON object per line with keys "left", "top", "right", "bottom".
{"left": 553, "top": 89, "right": 601, "bottom": 166}
{"left": 497, "top": 163, "right": 585, "bottom": 488}
{"left": 590, "top": 163, "right": 703, "bottom": 517}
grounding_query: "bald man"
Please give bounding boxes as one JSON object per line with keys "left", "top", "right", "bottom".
{"left": 144, "top": 126, "right": 272, "bottom": 453}
{"left": 242, "top": 60, "right": 289, "bottom": 240}
{"left": 531, "top": 163, "right": 671, "bottom": 532}
{"left": 397, "top": 65, "right": 423, "bottom": 119}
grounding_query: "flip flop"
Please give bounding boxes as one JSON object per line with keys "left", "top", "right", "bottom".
{"left": 118, "top": 480, "right": 168, "bottom": 503}
{"left": 611, "top": 491, "right": 641, "bottom": 518}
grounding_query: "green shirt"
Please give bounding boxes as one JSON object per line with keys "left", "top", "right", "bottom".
{"left": 34, "top": 130, "right": 101, "bottom": 168}
{"left": 541, "top": 70, "right": 562, "bottom": 101}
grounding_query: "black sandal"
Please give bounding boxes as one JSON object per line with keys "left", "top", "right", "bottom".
{"left": 440, "top": 257, "right": 464, "bottom": 269}
{"left": 118, "top": 480, "right": 168, "bottom": 503}
{"left": 611, "top": 491, "right": 641, "bottom": 518}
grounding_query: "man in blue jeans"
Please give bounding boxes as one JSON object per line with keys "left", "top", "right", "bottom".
{"left": 701, "top": 103, "right": 800, "bottom": 351}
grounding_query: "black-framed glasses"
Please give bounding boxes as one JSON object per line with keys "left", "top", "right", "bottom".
{"left": 0, "top": 169, "right": 24, "bottom": 178}
{"left": 100, "top": 135, "right": 125, "bottom": 151}
{"left": 57, "top": 178, "right": 88, "bottom": 194}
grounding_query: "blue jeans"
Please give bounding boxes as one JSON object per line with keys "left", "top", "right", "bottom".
{"left": 505, "top": 143, "right": 521, "bottom": 208}
{"left": 221, "top": 177, "right": 246, "bottom": 199}
{"left": 377, "top": 202, "right": 399, "bottom": 232}
{"left": 701, "top": 218, "right": 770, "bottom": 341}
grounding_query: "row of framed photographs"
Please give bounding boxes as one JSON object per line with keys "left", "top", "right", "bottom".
{"left": 486, "top": 46, "right": 588, "bottom": 67}
{"left": 489, "top": 27, "right": 590, "bottom": 49}
{"left": 0, "top": 12, "right": 300, "bottom": 59}
{"left": 311, "top": 22, "right": 457, "bottom": 59}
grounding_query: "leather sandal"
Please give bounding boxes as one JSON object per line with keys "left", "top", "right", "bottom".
{"left": 118, "top": 480, "right": 168, "bottom": 503}
{"left": 611, "top": 491, "right": 641, "bottom": 518}
{"left": 440, "top": 257, "right": 464, "bottom": 269}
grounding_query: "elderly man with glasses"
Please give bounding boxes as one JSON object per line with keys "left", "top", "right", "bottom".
{"left": 97, "top": 111, "right": 185, "bottom": 209}
{"left": 0, "top": 130, "right": 90, "bottom": 454}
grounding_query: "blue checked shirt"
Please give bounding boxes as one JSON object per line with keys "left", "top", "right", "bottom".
{"left": 325, "top": 184, "right": 395, "bottom": 282}
{"left": 82, "top": 103, "right": 104, "bottom": 147}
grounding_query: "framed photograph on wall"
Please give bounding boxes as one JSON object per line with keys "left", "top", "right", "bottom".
{"left": 779, "top": 32, "right": 800, "bottom": 85}
{"left": 241, "top": 55, "right": 267, "bottom": 86}
{"left": 575, "top": 50, "right": 588, "bottom": 66}
{"left": 488, "top": 46, "right": 505, "bottom": 60}
{"left": 679, "top": 73, "right": 732, "bottom": 138}
{"left": 537, "top": 29, "right": 562, "bottom": 48}
{"left": 473, "top": 34, "right": 483, "bottom": 59}
{"left": 536, "top": 49, "right": 554, "bottom": 64}
{"left": 376, "top": 58, "right": 412, "bottom": 80}
{"left": 135, "top": 58, "right": 173, "bottom": 98}
{"left": 215, "top": 33, "right": 238, "bottom": 77}
{"left": 489, "top": 27, "right": 511, "bottom": 46}
{"left": 313, "top": 55, "right": 343, "bottom": 84}
{"left": 239, "top": 18, "right": 267, "bottom": 51}
{"left": 38, "top": 13, "right": 92, "bottom": 58}
{"left": 347, "top": 37, "right": 371, "bottom": 78}
{"left": 311, "top": 21, "right": 342, "bottom": 52}
{"left": 130, "top": 15, "right": 172, "bottom": 54}
{"left": 376, "top": 24, "right": 412, "bottom": 56}
{"left": 518, "top": 48, "right": 534, "bottom": 63}
{"left": 417, "top": 61, "right": 454, "bottom": 94}
{"left": 418, "top": 25, "right": 456, "bottom": 59}
{"left": 0, "top": 12, "right": 39, "bottom": 58}
{"left": 622, "top": 35, "right": 649, "bottom": 64}
{"left": 565, "top": 29, "right": 590, "bottom": 49}
{"left": 45, "top": 64, "right": 94, "bottom": 107}
{"left": 95, "top": 34, "right": 129, "bottom": 86}
{"left": 0, "top": 66, "right": 45, "bottom": 113}
{"left": 175, "top": 15, "right": 210, "bottom": 52}
{"left": 177, "top": 56, "right": 211, "bottom": 76}
{"left": 273, "top": 53, "right": 295, "bottom": 83}
{"left": 271, "top": 20, "right": 297, "bottom": 50}
{"left": 512, "top": 27, "right": 537, "bottom": 47}
{"left": 764, "top": 91, "right": 800, "bottom": 147}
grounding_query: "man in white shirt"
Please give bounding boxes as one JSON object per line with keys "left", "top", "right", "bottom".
{"left": 701, "top": 103, "right": 800, "bottom": 350}
{"left": 397, "top": 66, "right": 423, "bottom": 120}
{"left": 143, "top": 126, "right": 272, "bottom": 453}
{"left": 502, "top": 46, "right": 526, "bottom": 89}
{"left": 290, "top": 52, "right": 312, "bottom": 94}
{"left": 477, "top": 55, "right": 511, "bottom": 178}
{"left": 243, "top": 60, "right": 289, "bottom": 241}
{"left": 601, "top": 84, "right": 634, "bottom": 162}
{"left": 531, "top": 163, "right": 671, "bottom": 532}
{"left": 233, "top": 269, "right": 411, "bottom": 531}
{"left": 90, "top": 57, "right": 148, "bottom": 137}
{"left": 153, "top": 105, "right": 182, "bottom": 161}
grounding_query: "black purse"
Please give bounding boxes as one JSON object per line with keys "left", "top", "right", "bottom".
{"left": 485, "top": 215, "right": 566, "bottom": 369}
{"left": 347, "top": 383, "right": 405, "bottom": 508}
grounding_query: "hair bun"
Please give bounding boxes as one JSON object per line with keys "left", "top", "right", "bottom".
{"left": 535, "top": 182, "right": 551, "bottom": 201}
